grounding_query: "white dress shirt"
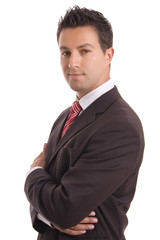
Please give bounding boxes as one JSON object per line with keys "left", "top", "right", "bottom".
{"left": 29, "top": 79, "right": 114, "bottom": 228}
{"left": 79, "top": 79, "right": 114, "bottom": 111}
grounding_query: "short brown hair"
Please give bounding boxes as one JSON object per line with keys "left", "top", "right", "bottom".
{"left": 57, "top": 6, "right": 113, "bottom": 53}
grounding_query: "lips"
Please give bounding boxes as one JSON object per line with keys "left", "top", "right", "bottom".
{"left": 68, "top": 73, "right": 84, "bottom": 80}
{"left": 69, "top": 73, "right": 83, "bottom": 76}
{"left": 67, "top": 70, "right": 85, "bottom": 77}
{"left": 66, "top": 69, "right": 85, "bottom": 79}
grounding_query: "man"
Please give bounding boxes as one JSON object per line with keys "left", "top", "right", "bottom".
{"left": 24, "top": 6, "right": 144, "bottom": 240}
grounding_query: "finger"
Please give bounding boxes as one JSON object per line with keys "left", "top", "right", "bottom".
{"left": 80, "top": 216, "right": 98, "bottom": 224}
{"left": 56, "top": 227, "right": 86, "bottom": 235}
{"left": 63, "top": 229, "right": 86, "bottom": 235}
{"left": 89, "top": 211, "right": 96, "bottom": 216}
{"left": 36, "top": 152, "right": 43, "bottom": 158}
{"left": 43, "top": 143, "right": 48, "bottom": 151}
{"left": 71, "top": 223, "right": 95, "bottom": 231}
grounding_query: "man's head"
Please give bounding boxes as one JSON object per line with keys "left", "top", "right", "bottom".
{"left": 57, "top": 6, "right": 113, "bottom": 54}
{"left": 57, "top": 6, "right": 114, "bottom": 99}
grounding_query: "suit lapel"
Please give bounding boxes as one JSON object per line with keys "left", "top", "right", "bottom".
{"left": 46, "top": 108, "right": 70, "bottom": 165}
{"left": 47, "top": 103, "right": 96, "bottom": 165}
{"left": 47, "top": 86, "right": 121, "bottom": 165}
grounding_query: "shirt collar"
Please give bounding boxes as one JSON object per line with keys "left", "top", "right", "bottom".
{"left": 77, "top": 79, "right": 114, "bottom": 111}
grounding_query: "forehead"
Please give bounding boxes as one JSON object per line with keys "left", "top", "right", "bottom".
{"left": 58, "top": 26, "right": 100, "bottom": 49}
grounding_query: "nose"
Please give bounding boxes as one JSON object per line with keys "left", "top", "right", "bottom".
{"left": 68, "top": 51, "right": 81, "bottom": 69}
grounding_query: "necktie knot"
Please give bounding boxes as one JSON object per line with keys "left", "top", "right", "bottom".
{"left": 61, "top": 101, "right": 82, "bottom": 138}
{"left": 71, "top": 101, "right": 82, "bottom": 114}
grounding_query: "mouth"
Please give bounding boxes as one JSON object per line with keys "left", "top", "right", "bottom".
{"left": 68, "top": 73, "right": 85, "bottom": 79}
{"left": 69, "top": 73, "right": 83, "bottom": 76}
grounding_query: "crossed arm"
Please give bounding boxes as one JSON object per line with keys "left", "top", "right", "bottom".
{"left": 26, "top": 122, "right": 141, "bottom": 235}
{"left": 29, "top": 143, "right": 98, "bottom": 236}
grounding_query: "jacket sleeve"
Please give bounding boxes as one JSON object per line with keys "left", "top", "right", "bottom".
{"left": 29, "top": 204, "right": 47, "bottom": 233}
{"left": 24, "top": 120, "right": 144, "bottom": 229}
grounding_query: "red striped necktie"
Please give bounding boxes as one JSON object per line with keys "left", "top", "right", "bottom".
{"left": 61, "top": 101, "right": 82, "bottom": 138}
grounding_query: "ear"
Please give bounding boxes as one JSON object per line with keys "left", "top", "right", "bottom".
{"left": 105, "top": 48, "right": 114, "bottom": 64}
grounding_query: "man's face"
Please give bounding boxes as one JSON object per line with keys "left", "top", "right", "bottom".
{"left": 58, "top": 26, "right": 114, "bottom": 99}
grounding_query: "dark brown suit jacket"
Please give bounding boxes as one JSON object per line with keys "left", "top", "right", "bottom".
{"left": 25, "top": 87, "right": 144, "bottom": 240}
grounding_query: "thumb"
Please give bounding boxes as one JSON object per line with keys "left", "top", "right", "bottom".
{"left": 43, "top": 143, "right": 48, "bottom": 152}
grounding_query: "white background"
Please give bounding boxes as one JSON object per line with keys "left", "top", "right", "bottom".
{"left": 0, "top": 0, "right": 160, "bottom": 239}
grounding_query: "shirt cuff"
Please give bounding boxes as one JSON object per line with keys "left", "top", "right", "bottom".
{"left": 37, "top": 213, "right": 54, "bottom": 228}
{"left": 26, "top": 166, "right": 43, "bottom": 178}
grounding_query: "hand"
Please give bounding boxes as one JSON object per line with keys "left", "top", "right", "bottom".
{"left": 30, "top": 143, "right": 47, "bottom": 169}
{"left": 54, "top": 211, "right": 98, "bottom": 235}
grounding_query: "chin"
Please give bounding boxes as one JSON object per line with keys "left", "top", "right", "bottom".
{"left": 69, "top": 85, "right": 80, "bottom": 92}
{"left": 67, "top": 80, "right": 80, "bottom": 91}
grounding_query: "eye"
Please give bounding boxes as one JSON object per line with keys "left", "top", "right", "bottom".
{"left": 62, "top": 51, "right": 71, "bottom": 56}
{"left": 81, "top": 49, "right": 90, "bottom": 54}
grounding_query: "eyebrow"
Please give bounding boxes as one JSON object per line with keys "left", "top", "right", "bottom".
{"left": 60, "top": 43, "right": 94, "bottom": 51}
